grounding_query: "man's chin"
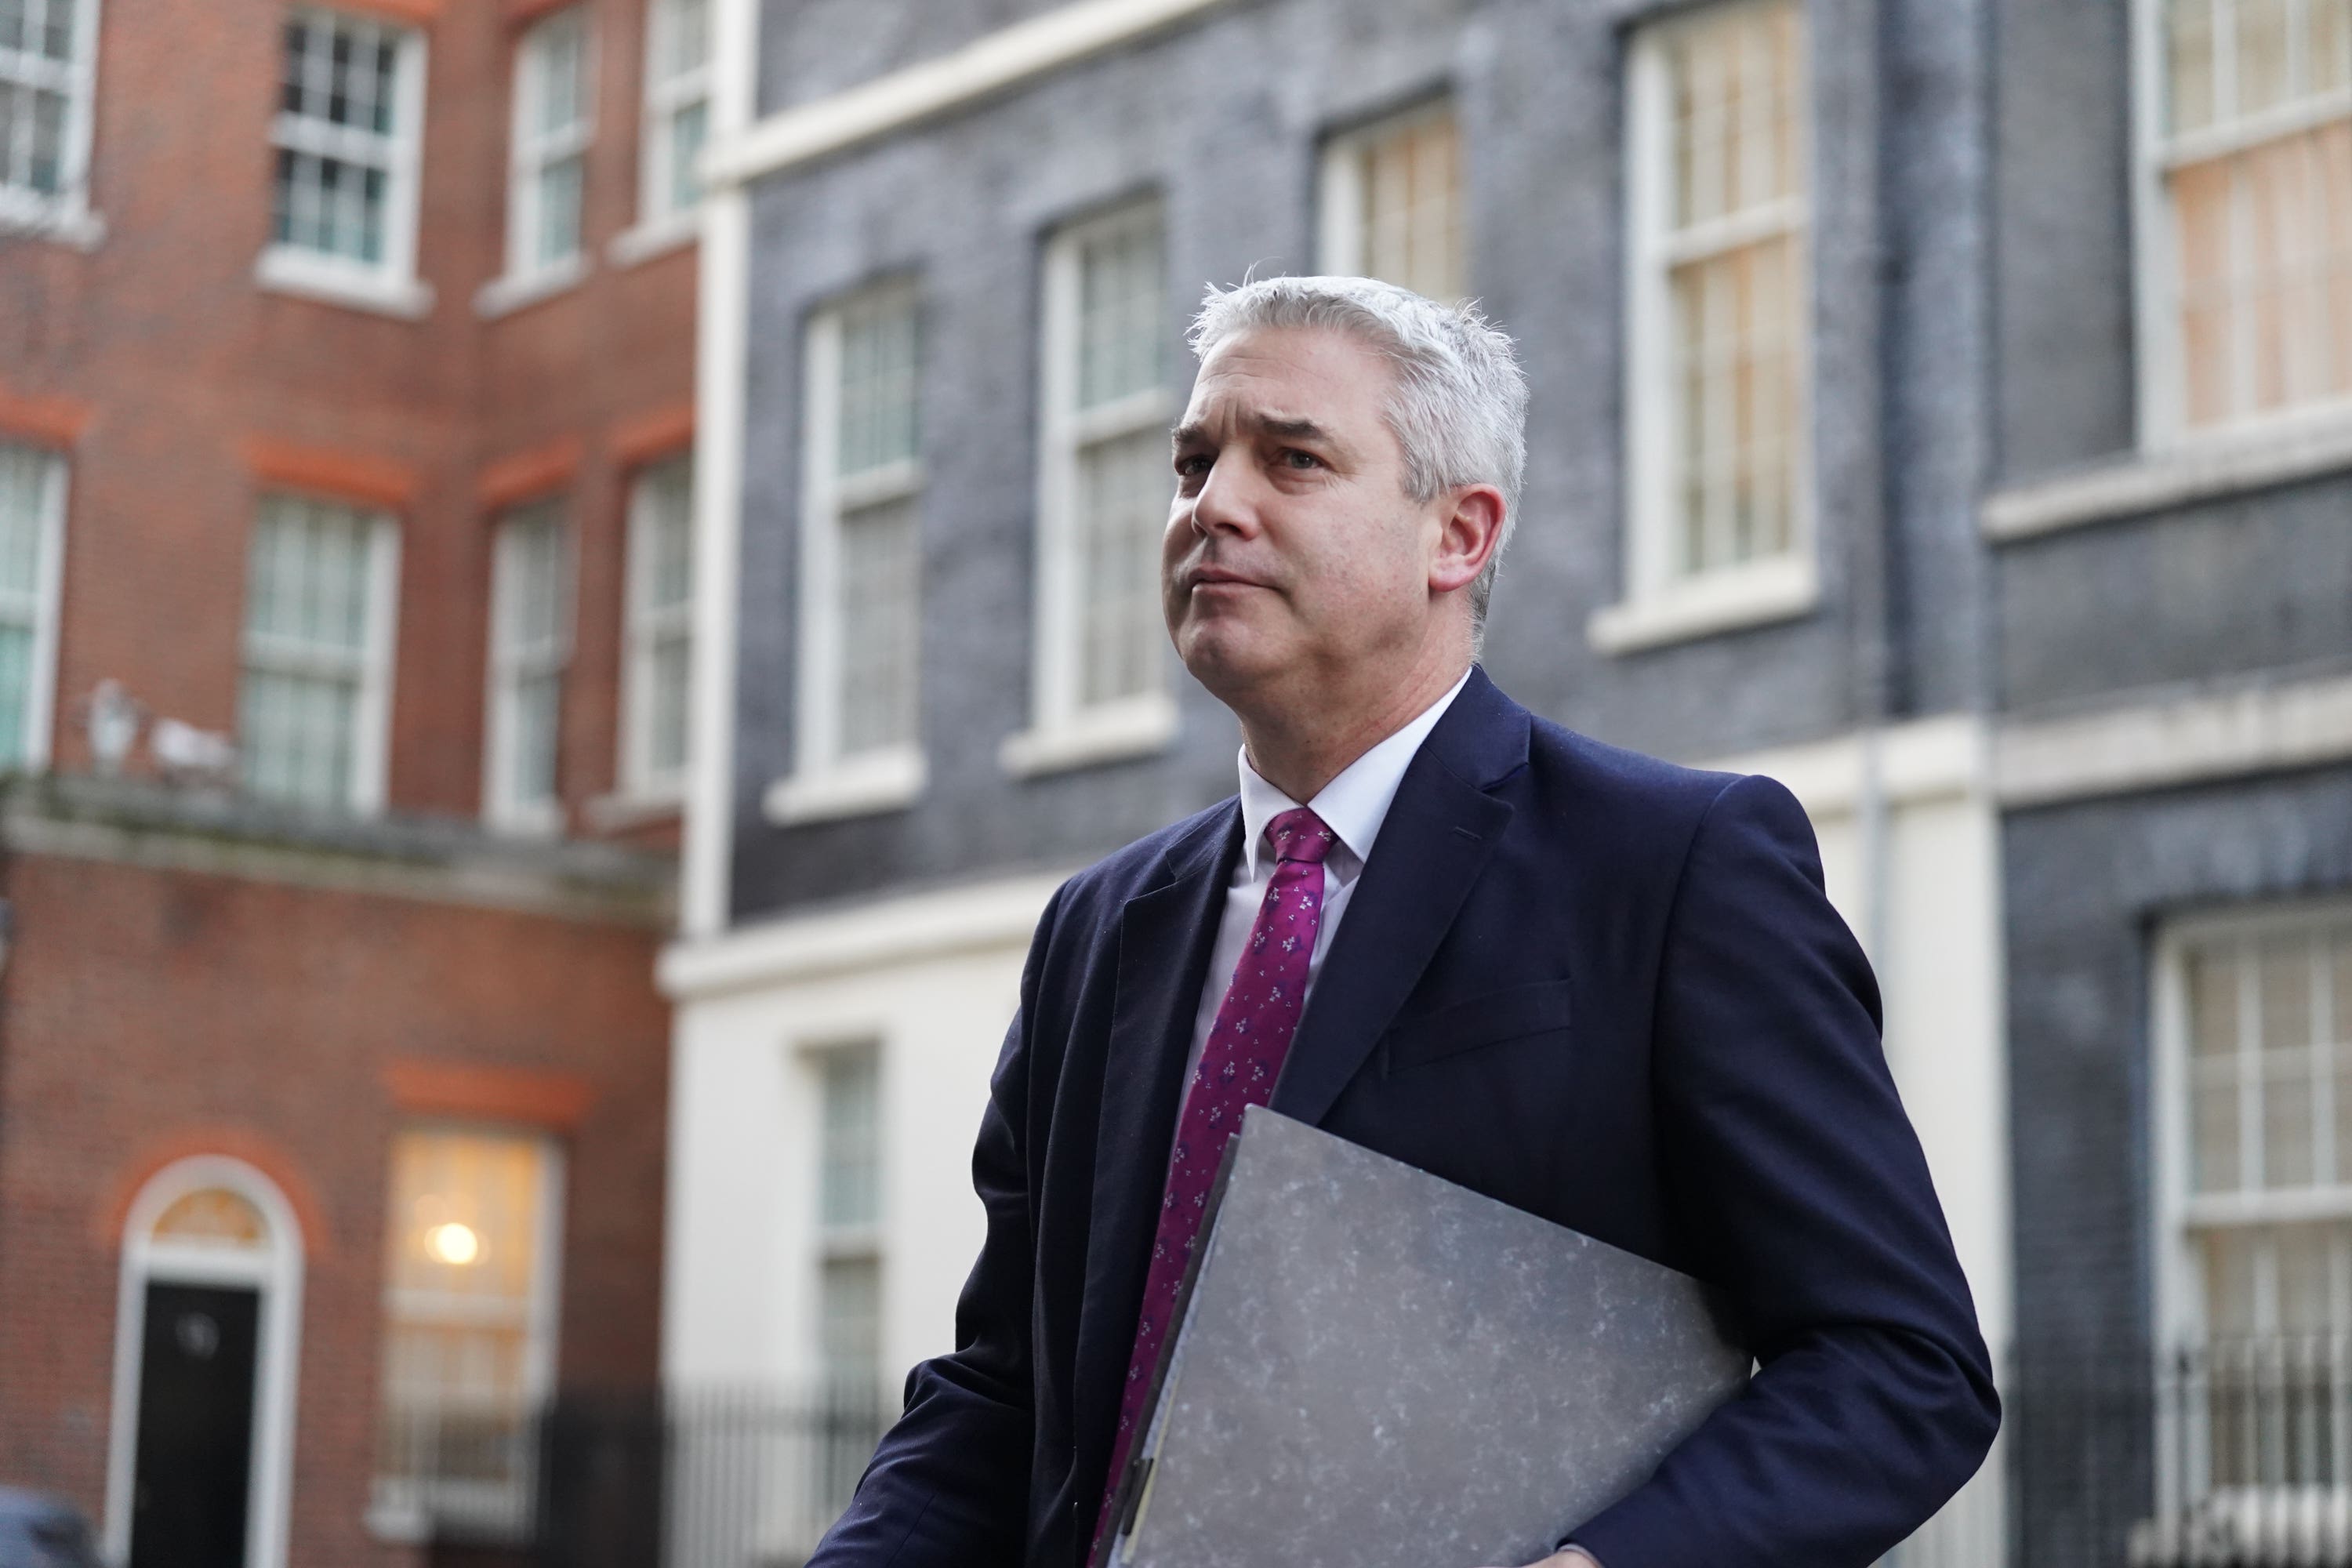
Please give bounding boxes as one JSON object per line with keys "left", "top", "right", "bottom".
{"left": 1174, "top": 625, "right": 1288, "bottom": 699}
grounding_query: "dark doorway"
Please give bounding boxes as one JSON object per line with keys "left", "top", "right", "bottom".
{"left": 129, "top": 1282, "right": 260, "bottom": 1568}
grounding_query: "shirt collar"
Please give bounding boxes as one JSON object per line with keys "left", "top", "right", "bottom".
{"left": 1236, "top": 666, "right": 1475, "bottom": 880}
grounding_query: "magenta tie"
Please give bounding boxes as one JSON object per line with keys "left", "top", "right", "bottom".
{"left": 1092, "top": 805, "right": 1337, "bottom": 1552}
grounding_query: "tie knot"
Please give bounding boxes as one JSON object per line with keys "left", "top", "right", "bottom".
{"left": 1267, "top": 808, "right": 1337, "bottom": 866}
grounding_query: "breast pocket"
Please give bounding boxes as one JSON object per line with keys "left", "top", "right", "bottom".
{"left": 1381, "top": 978, "right": 1574, "bottom": 1073}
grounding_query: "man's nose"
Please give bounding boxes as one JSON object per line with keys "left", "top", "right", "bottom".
{"left": 1188, "top": 448, "right": 1262, "bottom": 537}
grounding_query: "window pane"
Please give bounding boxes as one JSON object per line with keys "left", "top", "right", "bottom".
{"left": 1354, "top": 108, "right": 1466, "bottom": 303}
{"left": 644, "top": 459, "right": 694, "bottom": 611}
{"left": 2237, "top": 0, "right": 2294, "bottom": 116}
{"left": 666, "top": 97, "right": 706, "bottom": 212}
{"left": 1076, "top": 214, "right": 1165, "bottom": 411}
{"left": 378, "top": 1128, "right": 554, "bottom": 1517}
{"left": 241, "top": 496, "right": 379, "bottom": 810}
{"left": 1668, "top": 0, "right": 1805, "bottom": 229}
{"left": 2172, "top": 122, "right": 2352, "bottom": 428}
{"left": 819, "top": 1049, "right": 880, "bottom": 1232}
{"left": 0, "top": 441, "right": 51, "bottom": 599}
{"left": 1671, "top": 234, "right": 1801, "bottom": 577}
{"left": 1075, "top": 429, "right": 1167, "bottom": 707}
{"left": 836, "top": 499, "right": 920, "bottom": 756}
{"left": 492, "top": 506, "right": 567, "bottom": 815}
{"left": 532, "top": 10, "right": 586, "bottom": 136}
{"left": 271, "top": 13, "right": 402, "bottom": 263}
{"left": 818, "top": 1255, "right": 880, "bottom": 1392}
{"left": 837, "top": 292, "right": 920, "bottom": 477}
{"left": 2170, "top": 0, "right": 2219, "bottom": 134}
{"left": 649, "top": 632, "right": 690, "bottom": 775}
{"left": 534, "top": 153, "right": 583, "bottom": 268}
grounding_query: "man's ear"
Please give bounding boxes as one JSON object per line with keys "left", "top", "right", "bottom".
{"left": 1428, "top": 484, "right": 1507, "bottom": 595}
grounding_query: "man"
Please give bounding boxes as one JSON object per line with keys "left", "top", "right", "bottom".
{"left": 808, "top": 277, "right": 1998, "bottom": 1568}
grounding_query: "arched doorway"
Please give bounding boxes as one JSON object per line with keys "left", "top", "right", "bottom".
{"left": 103, "top": 1156, "right": 305, "bottom": 1568}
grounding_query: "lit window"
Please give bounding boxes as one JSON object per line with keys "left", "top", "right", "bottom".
{"left": 239, "top": 494, "right": 400, "bottom": 813}
{"left": 621, "top": 453, "right": 693, "bottom": 797}
{"left": 374, "top": 1127, "right": 561, "bottom": 1537}
{"left": 508, "top": 7, "right": 593, "bottom": 277}
{"left": 267, "top": 9, "right": 426, "bottom": 293}
{"left": 1004, "top": 201, "right": 1174, "bottom": 777}
{"left": 638, "top": 0, "right": 710, "bottom": 223}
{"left": 771, "top": 282, "right": 924, "bottom": 822}
{"left": 0, "top": 443, "right": 66, "bottom": 770}
{"left": 2147, "top": 0, "right": 2352, "bottom": 435}
{"left": 0, "top": 0, "right": 99, "bottom": 226}
{"left": 485, "top": 501, "right": 570, "bottom": 832}
{"left": 1319, "top": 102, "right": 1467, "bottom": 303}
{"left": 816, "top": 1047, "right": 881, "bottom": 1399}
{"left": 1622, "top": 0, "right": 1810, "bottom": 597}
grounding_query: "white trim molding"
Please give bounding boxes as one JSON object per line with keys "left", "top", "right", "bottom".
{"left": 1997, "top": 671, "right": 2352, "bottom": 808}
{"left": 1588, "top": 552, "right": 1820, "bottom": 654}
{"left": 1983, "top": 415, "right": 2352, "bottom": 541}
{"left": 0, "top": 441, "right": 70, "bottom": 771}
{"left": 104, "top": 1156, "right": 307, "bottom": 1568}
{"left": 659, "top": 869, "right": 1069, "bottom": 1000}
{"left": 1698, "top": 712, "right": 1989, "bottom": 820}
{"left": 700, "top": 0, "right": 1236, "bottom": 191}
{"left": 679, "top": 0, "right": 759, "bottom": 938}
{"left": 764, "top": 745, "right": 926, "bottom": 826}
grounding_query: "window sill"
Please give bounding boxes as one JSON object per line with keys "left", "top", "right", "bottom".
{"left": 254, "top": 248, "right": 435, "bottom": 320}
{"left": 1000, "top": 695, "right": 1178, "bottom": 778}
{"left": 474, "top": 255, "right": 589, "bottom": 320}
{"left": 608, "top": 208, "right": 701, "bottom": 267}
{"left": 583, "top": 787, "right": 684, "bottom": 831}
{"left": 1981, "top": 412, "right": 2352, "bottom": 541}
{"left": 764, "top": 748, "right": 927, "bottom": 825}
{"left": 484, "top": 800, "right": 566, "bottom": 839}
{"left": 0, "top": 195, "right": 105, "bottom": 250}
{"left": 1586, "top": 556, "right": 1820, "bottom": 655}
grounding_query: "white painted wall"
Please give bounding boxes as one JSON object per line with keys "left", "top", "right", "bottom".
{"left": 660, "top": 877, "right": 1060, "bottom": 1388}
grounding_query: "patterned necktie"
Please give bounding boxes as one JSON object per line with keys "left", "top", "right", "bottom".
{"left": 1093, "top": 805, "right": 1338, "bottom": 1552}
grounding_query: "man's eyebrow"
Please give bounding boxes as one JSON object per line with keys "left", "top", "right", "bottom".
{"left": 1169, "top": 412, "right": 1345, "bottom": 448}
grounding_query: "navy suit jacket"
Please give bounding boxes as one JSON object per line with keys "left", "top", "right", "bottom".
{"left": 809, "top": 668, "right": 1999, "bottom": 1568}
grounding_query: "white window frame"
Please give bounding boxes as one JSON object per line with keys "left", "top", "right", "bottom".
{"left": 612, "top": 0, "right": 709, "bottom": 264}
{"left": 238, "top": 494, "right": 401, "bottom": 815}
{"left": 103, "top": 1156, "right": 307, "bottom": 1568}
{"left": 2152, "top": 898, "right": 2352, "bottom": 1523}
{"left": 253, "top": 8, "right": 434, "bottom": 320}
{"left": 1316, "top": 97, "right": 1468, "bottom": 303}
{"left": 0, "top": 0, "right": 107, "bottom": 247}
{"left": 768, "top": 281, "right": 927, "bottom": 825}
{"left": 1000, "top": 199, "right": 1177, "bottom": 779}
{"left": 0, "top": 441, "right": 69, "bottom": 771}
{"left": 367, "top": 1126, "right": 566, "bottom": 1543}
{"left": 479, "top": 6, "right": 595, "bottom": 316}
{"left": 1594, "top": 0, "right": 1819, "bottom": 657}
{"left": 2130, "top": 0, "right": 2352, "bottom": 452}
{"left": 618, "top": 452, "right": 693, "bottom": 804}
{"left": 481, "top": 500, "right": 572, "bottom": 835}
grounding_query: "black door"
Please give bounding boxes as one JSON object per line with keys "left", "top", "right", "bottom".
{"left": 129, "top": 1282, "right": 260, "bottom": 1568}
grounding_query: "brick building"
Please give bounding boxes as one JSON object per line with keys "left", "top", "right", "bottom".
{"left": 0, "top": 0, "right": 706, "bottom": 1560}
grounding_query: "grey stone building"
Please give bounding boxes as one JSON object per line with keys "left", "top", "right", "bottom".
{"left": 658, "top": 0, "right": 2352, "bottom": 1560}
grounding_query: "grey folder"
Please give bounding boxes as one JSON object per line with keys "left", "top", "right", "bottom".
{"left": 1095, "top": 1108, "right": 1751, "bottom": 1568}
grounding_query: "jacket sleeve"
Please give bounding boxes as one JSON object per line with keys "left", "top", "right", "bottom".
{"left": 1570, "top": 774, "right": 2000, "bottom": 1568}
{"left": 804, "top": 889, "right": 1062, "bottom": 1568}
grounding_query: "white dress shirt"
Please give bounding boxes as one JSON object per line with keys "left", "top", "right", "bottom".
{"left": 1178, "top": 668, "right": 1473, "bottom": 1093}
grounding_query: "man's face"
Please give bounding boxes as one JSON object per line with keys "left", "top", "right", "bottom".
{"left": 1162, "top": 326, "right": 1443, "bottom": 700}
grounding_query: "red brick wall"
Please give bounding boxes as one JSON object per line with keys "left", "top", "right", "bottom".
{"left": 0, "top": 0, "right": 699, "bottom": 837}
{"left": 0, "top": 851, "right": 670, "bottom": 1564}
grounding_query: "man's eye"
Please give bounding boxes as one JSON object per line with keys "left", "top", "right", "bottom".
{"left": 1174, "top": 453, "right": 1210, "bottom": 477}
{"left": 1279, "top": 449, "right": 1322, "bottom": 470}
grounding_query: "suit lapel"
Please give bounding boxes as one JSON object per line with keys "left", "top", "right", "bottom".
{"left": 1270, "top": 667, "right": 1527, "bottom": 1128}
{"left": 1072, "top": 801, "right": 1241, "bottom": 1522}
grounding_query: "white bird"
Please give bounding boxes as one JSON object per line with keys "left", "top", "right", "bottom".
{"left": 149, "top": 717, "right": 239, "bottom": 783}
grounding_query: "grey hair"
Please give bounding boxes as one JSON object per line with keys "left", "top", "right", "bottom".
{"left": 1187, "top": 275, "right": 1530, "bottom": 637}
